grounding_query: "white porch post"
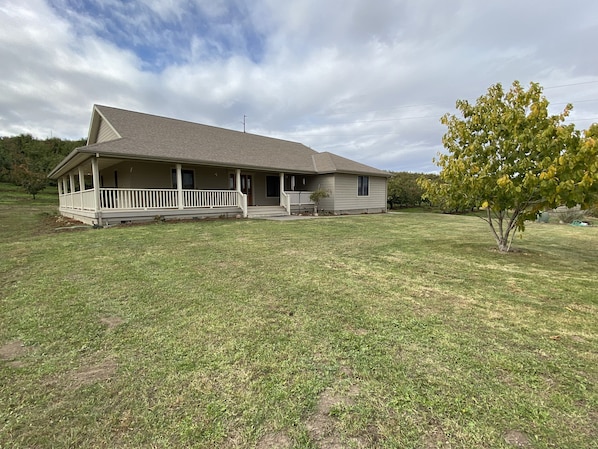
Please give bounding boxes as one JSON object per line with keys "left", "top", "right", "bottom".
{"left": 57, "top": 178, "right": 63, "bottom": 195}
{"left": 280, "top": 172, "right": 292, "bottom": 215}
{"left": 69, "top": 172, "right": 78, "bottom": 209}
{"left": 279, "top": 172, "right": 284, "bottom": 206}
{"left": 61, "top": 177, "right": 68, "bottom": 194}
{"left": 176, "top": 164, "right": 184, "bottom": 209}
{"left": 236, "top": 168, "right": 247, "bottom": 218}
{"left": 78, "top": 167, "right": 85, "bottom": 191}
{"left": 78, "top": 167, "right": 86, "bottom": 210}
{"left": 91, "top": 157, "right": 102, "bottom": 225}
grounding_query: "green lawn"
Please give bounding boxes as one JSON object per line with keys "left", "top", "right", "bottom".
{"left": 1, "top": 184, "right": 596, "bottom": 448}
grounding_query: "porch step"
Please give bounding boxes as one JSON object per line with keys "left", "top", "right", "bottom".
{"left": 247, "top": 206, "right": 289, "bottom": 218}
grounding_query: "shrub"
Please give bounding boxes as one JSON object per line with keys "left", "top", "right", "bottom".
{"left": 310, "top": 188, "right": 330, "bottom": 216}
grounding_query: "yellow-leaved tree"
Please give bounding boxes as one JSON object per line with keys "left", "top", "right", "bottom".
{"left": 419, "top": 81, "right": 598, "bottom": 252}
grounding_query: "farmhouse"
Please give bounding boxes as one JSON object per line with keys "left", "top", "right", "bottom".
{"left": 49, "top": 105, "right": 389, "bottom": 225}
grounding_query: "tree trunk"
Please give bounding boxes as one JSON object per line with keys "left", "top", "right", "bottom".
{"left": 486, "top": 209, "right": 515, "bottom": 252}
{"left": 496, "top": 237, "right": 510, "bottom": 252}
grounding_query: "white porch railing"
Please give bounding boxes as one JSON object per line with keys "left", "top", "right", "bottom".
{"left": 101, "top": 188, "right": 178, "bottom": 209}
{"left": 237, "top": 191, "right": 248, "bottom": 218}
{"left": 183, "top": 190, "right": 237, "bottom": 208}
{"left": 281, "top": 191, "right": 313, "bottom": 214}
{"left": 286, "top": 191, "right": 314, "bottom": 206}
{"left": 58, "top": 189, "right": 96, "bottom": 211}
{"left": 60, "top": 188, "right": 244, "bottom": 211}
{"left": 59, "top": 188, "right": 309, "bottom": 215}
{"left": 281, "top": 191, "right": 291, "bottom": 214}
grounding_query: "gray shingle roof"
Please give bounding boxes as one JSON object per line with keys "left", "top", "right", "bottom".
{"left": 50, "top": 105, "right": 390, "bottom": 178}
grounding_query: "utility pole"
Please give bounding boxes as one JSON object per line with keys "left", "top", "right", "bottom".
{"left": 242, "top": 115, "right": 247, "bottom": 133}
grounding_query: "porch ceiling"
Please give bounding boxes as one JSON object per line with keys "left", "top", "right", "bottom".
{"left": 48, "top": 152, "right": 92, "bottom": 178}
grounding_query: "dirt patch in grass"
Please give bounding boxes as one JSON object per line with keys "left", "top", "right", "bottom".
{"left": 0, "top": 340, "right": 28, "bottom": 360}
{"left": 503, "top": 430, "right": 531, "bottom": 447}
{"left": 100, "top": 316, "right": 124, "bottom": 329}
{"left": 36, "top": 214, "right": 91, "bottom": 234}
{"left": 306, "top": 384, "right": 362, "bottom": 448}
{"left": 256, "top": 431, "right": 292, "bottom": 449}
{"left": 68, "top": 358, "right": 118, "bottom": 389}
{"left": 422, "top": 425, "right": 451, "bottom": 449}
{"left": 0, "top": 340, "right": 31, "bottom": 367}
{"left": 306, "top": 389, "right": 345, "bottom": 447}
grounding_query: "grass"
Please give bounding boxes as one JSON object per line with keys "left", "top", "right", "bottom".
{"left": 0, "top": 183, "right": 61, "bottom": 240}
{"left": 1, "top": 183, "right": 597, "bottom": 448}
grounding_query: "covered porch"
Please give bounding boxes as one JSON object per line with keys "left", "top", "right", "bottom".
{"left": 55, "top": 156, "right": 316, "bottom": 225}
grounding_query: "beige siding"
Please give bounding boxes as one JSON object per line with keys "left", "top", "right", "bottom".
{"left": 99, "top": 163, "right": 237, "bottom": 190}
{"left": 193, "top": 167, "right": 230, "bottom": 189}
{"left": 99, "top": 162, "right": 122, "bottom": 188}
{"left": 329, "top": 174, "right": 387, "bottom": 213}
{"left": 252, "top": 173, "right": 265, "bottom": 206}
{"left": 309, "top": 175, "right": 335, "bottom": 211}
{"left": 99, "top": 161, "right": 170, "bottom": 188}
{"left": 253, "top": 173, "right": 278, "bottom": 206}
{"left": 133, "top": 162, "right": 171, "bottom": 188}
{"left": 96, "top": 118, "right": 119, "bottom": 143}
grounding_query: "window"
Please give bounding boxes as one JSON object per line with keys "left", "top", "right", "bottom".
{"left": 284, "top": 175, "right": 307, "bottom": 191}
{"left": 171, "top": 169, "right": 195, "bottom": 189}
{"left": 266, "top": 176, "right": 280, "bottom": 197}
{"left": 358, "top": 176, "right": 369, "bottom": 196}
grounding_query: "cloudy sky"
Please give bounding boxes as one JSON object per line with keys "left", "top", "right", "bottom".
{"left": 1, "top": 0, "right": 597, "bottom": 172}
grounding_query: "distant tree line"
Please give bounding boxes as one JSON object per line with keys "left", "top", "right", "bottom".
{"left": 387, "top": 171, "right": 438, "bottom": 209}
{"left": 0, "top": 134, "right": 86, "bottom": 197}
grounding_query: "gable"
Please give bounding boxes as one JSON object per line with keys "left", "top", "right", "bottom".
{"left": 96, "top": 117, "right": 120, "bottom": 143}
{"left": 87, "top": 107, "right": 121, "bottom": 145}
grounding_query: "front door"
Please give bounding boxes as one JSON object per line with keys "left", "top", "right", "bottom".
{"left": 241, "top": 174, "right": 253, "bottom": 205}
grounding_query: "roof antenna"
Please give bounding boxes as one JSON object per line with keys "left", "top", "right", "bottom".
{"left": 242, "top": 115, "right": 247, "bottom": 133}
